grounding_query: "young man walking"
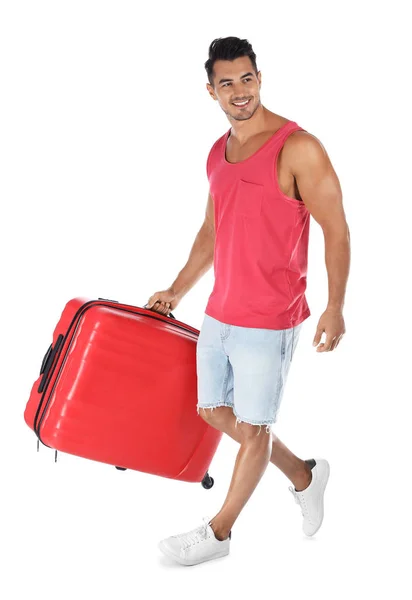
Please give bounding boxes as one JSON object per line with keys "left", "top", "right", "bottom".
{"left": 147, "top": 36, "right": 350, "bottom": 566}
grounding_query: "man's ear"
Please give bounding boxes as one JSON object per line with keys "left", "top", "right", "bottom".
{"left": 206, "top": 83, "right": 215, "bottom": 99}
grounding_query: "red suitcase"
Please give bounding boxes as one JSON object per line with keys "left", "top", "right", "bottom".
{"left": 24, "top": 297, "right": 222, "bottom": 488}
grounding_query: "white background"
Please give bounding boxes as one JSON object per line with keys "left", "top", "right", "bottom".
{"left": 1, "top": 0, "right": 411, "bottom": 597}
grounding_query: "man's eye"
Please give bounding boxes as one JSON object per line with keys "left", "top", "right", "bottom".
{"left": 222, "top": 78, "right": 251, "bottom": 88}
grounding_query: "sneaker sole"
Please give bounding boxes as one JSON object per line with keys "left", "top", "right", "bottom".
{"left": 158, "top": 540, "right": 230, "bottom": 566}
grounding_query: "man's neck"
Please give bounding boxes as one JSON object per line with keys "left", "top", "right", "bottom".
{"left": 227, "top": 106, "right": 284, "bottom": 144}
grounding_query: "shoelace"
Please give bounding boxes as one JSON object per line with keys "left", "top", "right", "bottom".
{"left": 175, "top": 517, "right": 211, "bottom": 550}
{"left": 288, "top": 486, "right": 309, "bottom": 518}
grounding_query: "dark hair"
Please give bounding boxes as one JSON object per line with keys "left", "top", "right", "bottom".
{"left": 204, "top": 37, "right": 258, "bottom": 87}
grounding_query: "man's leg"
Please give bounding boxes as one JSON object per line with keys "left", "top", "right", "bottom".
{"left": 200, "top": 410, "right": 272, "bottom": 541}
{"left": 200, "top": 406, "right": 312, "bottom": 515}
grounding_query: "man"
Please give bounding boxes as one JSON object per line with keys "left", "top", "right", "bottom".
{"left": 147, "top": 36, "right": 350, "bottom": 566}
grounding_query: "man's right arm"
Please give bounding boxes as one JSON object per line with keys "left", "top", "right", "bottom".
{"left": 170, "top": 192, "right": 215, "bottom": 299}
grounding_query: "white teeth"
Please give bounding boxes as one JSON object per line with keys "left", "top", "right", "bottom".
{"left": 233, "top": 100, "right": 249, "bottom": 106}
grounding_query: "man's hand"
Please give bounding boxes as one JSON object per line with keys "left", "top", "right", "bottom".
{"left": 145, "top": 287, "right": 181, "bottom": 315}
{"left": 312, "top": 308, "right": 346, "bottom": 352}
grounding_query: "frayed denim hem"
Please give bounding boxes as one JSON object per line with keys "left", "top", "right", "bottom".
{"left": 196, "top": 402, "right": 234, "bottom": 415}
{"left": 197, "top": 403, "right": 275, "bottom": 435}
{"left": 233, "top": 407, "right": 274, "bottom": 435}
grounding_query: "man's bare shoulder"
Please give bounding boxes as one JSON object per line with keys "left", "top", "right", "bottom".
{"left": 282, "top": 129, "right": 328, "bottom": 169}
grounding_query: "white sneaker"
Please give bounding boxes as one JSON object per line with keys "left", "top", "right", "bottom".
{"left": 288, "top": 458, "right": 330, "bottom": 536}
{"left": 158, "top": 516, "right": 231, "bottom": 566}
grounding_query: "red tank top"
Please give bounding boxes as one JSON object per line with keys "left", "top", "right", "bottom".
{"left": 204, "top": 120, "right": 311, "bottom": 329}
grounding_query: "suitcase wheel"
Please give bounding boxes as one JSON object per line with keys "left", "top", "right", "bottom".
{"left": 115, "top": 466, "right": 127, "bottom": 471}
{"left": 201, "top": 472, "right": 214, "bottom": 489}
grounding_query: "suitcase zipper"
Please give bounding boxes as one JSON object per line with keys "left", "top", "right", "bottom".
{"left": 34, "top": 299, "right": 199, "bottom": 445}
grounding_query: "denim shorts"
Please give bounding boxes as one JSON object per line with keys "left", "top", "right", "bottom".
{"left": 196, "top": 313, "right": 303, "bottom": 434}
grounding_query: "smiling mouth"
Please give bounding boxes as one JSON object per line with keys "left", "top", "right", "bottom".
{"left": 232, "top": 99, "right": 251, "bottom": 108}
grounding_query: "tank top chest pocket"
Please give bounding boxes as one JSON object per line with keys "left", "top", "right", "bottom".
{"left": 236, "top": 179, "right": 263, "bottom": 218}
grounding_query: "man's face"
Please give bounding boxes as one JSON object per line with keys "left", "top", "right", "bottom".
{"left": 207, "top": 56, "right": 261, "bottom": 121}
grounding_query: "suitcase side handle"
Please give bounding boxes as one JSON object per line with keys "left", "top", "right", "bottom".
{"left": 38, "top": 334, "right": 65, "bottom": 394}
{"left": 143, "top": 303, "right": 175, "bottom": 319}
{"left": 40, "top": 343, "right": 52, "bottom": 375}
{"left": 98, "top": 298, "right": 176, "bottom": 320}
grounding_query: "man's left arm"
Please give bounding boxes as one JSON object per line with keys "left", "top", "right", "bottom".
{"left": 287, "top": 131, "right": 350, "bottom": 352}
